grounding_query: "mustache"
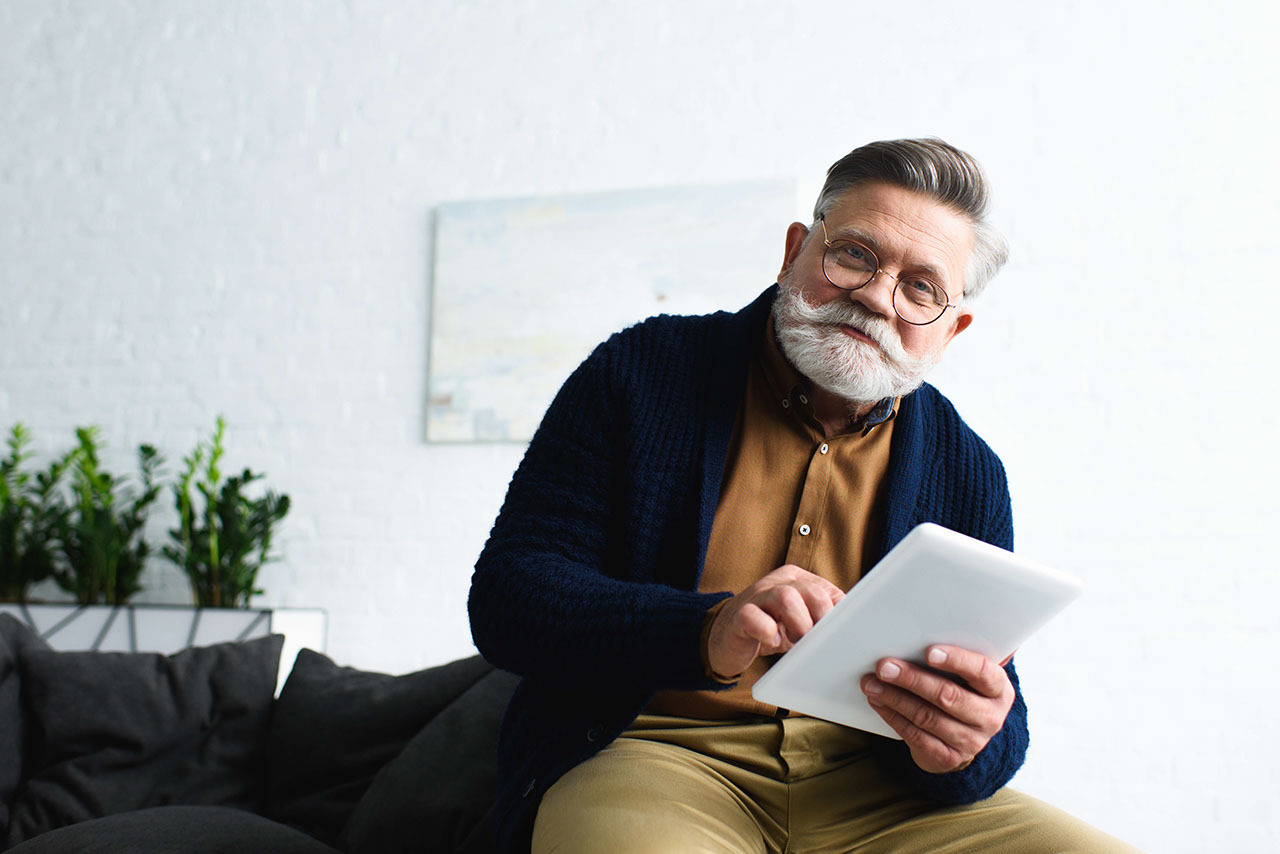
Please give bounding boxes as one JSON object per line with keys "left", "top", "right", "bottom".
{"left": 779, "top": 291, "right": 907, "bottom": 360}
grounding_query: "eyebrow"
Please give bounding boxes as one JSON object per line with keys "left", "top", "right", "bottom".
{"left": 825, "top": 225, "right": 953, "bottom": 286}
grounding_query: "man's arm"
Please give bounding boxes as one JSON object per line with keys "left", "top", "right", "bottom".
{"left": 468, "top": 337, "right": 730, "bottom": 694}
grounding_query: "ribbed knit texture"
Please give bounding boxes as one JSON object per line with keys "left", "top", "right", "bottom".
{"left": 469, "top": 286, "right": 1027, "bottom": 853}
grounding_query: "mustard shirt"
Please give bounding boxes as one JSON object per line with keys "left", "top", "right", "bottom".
{"left": 647, "top": 313, "right": 897, "bottom": 718}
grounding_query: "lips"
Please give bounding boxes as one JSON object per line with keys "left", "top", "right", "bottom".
{"left": 838, "top": 324, "right": 879, "bottom": 348}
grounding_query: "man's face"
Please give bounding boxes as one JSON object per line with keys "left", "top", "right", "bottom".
{"left": 774, "top": 181, "right": 975, "bottom": 405}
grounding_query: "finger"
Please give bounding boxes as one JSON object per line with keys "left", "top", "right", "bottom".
{"left": 871, "top": 660, "right": 990, "bottom": 729}
{"left": 861, "top": 674, "right": 984, "bottom": 750}
{"left": 788, "top": 579, "right": 841, "bottom": 624}
{"left": 735, "top": 603, "right": 783, "bottom": 649}
{"left": 771, "top": 565, "right": 844, "bottom": 608}
{"left": 757, "top": 585, "right": 815, "bottom": 644}
{"left": 866, "top": 698, "right": 968, "bottom": 774}
{"left": 923, "top": 646, "right": 1011, "bottom": 699}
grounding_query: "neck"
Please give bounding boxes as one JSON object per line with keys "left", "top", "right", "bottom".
{"left": 809, "top": 385, "right": 880, "bottom": 438}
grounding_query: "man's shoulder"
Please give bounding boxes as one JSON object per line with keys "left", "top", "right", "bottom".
{"left": 902, "top": 383, "right": 1013, "bottom": 550}
{"left": 908, "top": 382, "right": 1006, "bottom": 470}
{"left": 910, "top": 381, "right": 967, "bottom": 425}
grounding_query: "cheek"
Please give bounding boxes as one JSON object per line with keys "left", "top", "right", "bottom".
{"left": 896, "top": 325, "right": 929, "bottom": 354}
{"left": 790, "top": 279, "right": 839, "bottom": 311}
{"left": 810, "top": 278, "right": 854, "bottom": 307}
{"left": 791, "top": 254, "right": 843, "bottom": 301}
{"left": 898, "top": 325, "right": 949, "bottom": 359}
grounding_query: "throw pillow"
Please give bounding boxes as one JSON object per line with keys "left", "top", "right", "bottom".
{"left": 339, "top": 665, "right": 519, "bottom": 854}
{"left": 265, "top": 650, "right": 498, "bottom": 847}
{"left": 5, "top": 633, "right": 284, "bottom": 848}
{"left": 0, "top": 614, "right": 51, "bottom": 837}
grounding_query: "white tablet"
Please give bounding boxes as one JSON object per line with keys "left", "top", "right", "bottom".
{"left": 750, "top": 522, "right": 1083, "bottom": 740}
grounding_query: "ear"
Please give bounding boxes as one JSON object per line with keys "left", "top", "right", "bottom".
{"left": 938, "top": 308, "right": 974, "bottom": 352}
{"left": 777, "top": 222, "right": 810, "bottom": 281}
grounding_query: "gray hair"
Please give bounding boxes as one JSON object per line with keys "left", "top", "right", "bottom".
{"left": 812, "top": 138, "right": 1009, "bottom": 299}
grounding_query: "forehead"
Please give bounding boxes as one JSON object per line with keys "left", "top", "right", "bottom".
{"left": 823, "top": 182, "right": 974, "bottom": 286}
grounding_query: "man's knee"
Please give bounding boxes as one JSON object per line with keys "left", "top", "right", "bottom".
{"left": 533, "top": 796, "right": 738, "bottom": 854}
{"left": 530, "top": 742, "right": 767, "bottom": 854}
{"left": 931, "top": 789, "right": 1143, "bottom": 854}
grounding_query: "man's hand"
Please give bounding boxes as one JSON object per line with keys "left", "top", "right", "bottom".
{"left": 706, "top": 565, "right": 844, "bottom": 679}
{"left": 859, "top": 645, "right": 1015, "bottom": 774}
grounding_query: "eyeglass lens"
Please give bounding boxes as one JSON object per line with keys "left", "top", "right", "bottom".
{"left": 823, "top": 242, "right": 949, "bottom": 325}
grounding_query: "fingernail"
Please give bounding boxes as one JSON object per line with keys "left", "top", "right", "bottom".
{"left": 880, "top": 662, "right": 900, "bottom": 680}
{"left": 927, "top": 648, "right": 947, "bottom": 666}
{"left": 864, "top": 678, "right": 883, "bottom": 695}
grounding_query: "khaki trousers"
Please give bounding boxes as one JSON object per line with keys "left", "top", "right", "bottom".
{"left": 532, "top": 714, "right": 1140, "bottom": 854}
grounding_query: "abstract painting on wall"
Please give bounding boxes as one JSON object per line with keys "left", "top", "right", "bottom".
{"left": 427, "top": 179, "right": 798, "bottom": 442}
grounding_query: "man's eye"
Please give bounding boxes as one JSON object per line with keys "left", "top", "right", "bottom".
{"left": 903, "top": 278, "right": 946, "bottom": 305}
{"left": 836, "top": 244, "right": 874, "bottom": 270}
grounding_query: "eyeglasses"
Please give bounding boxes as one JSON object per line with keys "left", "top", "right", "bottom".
{"left": 818, "top": 214, "right": 959, "bottom": 326}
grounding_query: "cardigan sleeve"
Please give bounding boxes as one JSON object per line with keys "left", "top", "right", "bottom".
{"left": 468, "top": 337, "right": 731, "bottom": 695}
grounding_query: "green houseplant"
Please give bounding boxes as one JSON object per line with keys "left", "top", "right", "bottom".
{"left": 0, "top": 424, "right": 75, "bottom": 602}
{"left": 54, "top": 427, "right": 163, "bottom": 605}
{"left": 164, "top": 417, "right": 290, "bottom": 608}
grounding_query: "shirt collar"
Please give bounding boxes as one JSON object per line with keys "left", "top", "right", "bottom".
{"left": 862, "top": 396, "right": 897, "bottom": 429}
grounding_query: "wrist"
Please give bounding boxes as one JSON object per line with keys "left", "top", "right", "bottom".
{"left": 700, "top": 599, "right": 740, "bottom": 683}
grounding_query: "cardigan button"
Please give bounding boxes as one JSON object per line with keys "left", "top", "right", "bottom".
{"left": 522, "top": 778, "right": 537, "bottom": 798}
{"left": 586, "top": 725, "right": 604, "bottom": 742}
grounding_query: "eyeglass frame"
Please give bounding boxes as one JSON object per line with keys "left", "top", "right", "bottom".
{"left": 817, "top": 213, "right": 961, "bottom": 326}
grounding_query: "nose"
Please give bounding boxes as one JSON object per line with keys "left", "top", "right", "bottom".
{"left": 848, "top": 269, "right": 898, "bottom": 319}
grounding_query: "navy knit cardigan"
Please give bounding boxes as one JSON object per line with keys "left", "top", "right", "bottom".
{"left": 469, "top": 285, "right": 1028, "bottom": 853}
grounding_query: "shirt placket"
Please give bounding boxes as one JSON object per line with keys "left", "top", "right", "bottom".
{"left": 783, "top": 392, "right": 834, "bottom": 572}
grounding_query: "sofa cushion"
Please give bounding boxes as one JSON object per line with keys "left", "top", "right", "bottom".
{"left": 0, "top": 615, "right": 50, "bottom": 837}
{"left": 339, "top": 664, "right": 519, "bottom": 854}
{"left": 265, "top": 650, "right": 501, "bottom": 847}
{"left": 5, "top": 633, "right": 284, "bottom": 848}
{"left": 3, "top": 805, "right": 339, "bottom": 853}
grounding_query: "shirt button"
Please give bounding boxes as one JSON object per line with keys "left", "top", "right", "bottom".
{"left": 781, "top": 399, "right": 790, "bottom": 409}
{"left": 799, "top": 394, "right": 808, "bottom": 404}
{"left": 819, "top": 443, "right": 829, "bottom": 454}
{"left": 799, "top": 524, "right": 811, "bottom": 536}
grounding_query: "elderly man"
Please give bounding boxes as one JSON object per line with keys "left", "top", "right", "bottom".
{"left": 469, "top": 139, "right": 1137, "bottom": 853}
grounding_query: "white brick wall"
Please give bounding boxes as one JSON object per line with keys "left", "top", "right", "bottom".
{"left": 2, "top": 2, "right": 1278, "bottom": 850}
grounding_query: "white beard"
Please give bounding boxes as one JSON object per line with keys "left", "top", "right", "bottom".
{"left": 773, "top": 273, "right": 943, "bottom": 409}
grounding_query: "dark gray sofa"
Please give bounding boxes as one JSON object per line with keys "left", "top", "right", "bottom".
{"left": 0, "top": 613, "right": 517, "bottom": 853}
